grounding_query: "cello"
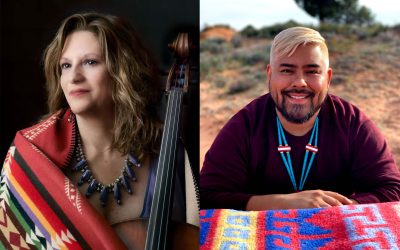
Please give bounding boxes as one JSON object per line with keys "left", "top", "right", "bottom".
{"left": 127, "top": 33, "right": 199, "bottom": 250}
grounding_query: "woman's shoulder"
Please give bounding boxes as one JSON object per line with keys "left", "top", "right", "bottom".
{"left": 19, "top": 109, "right": 70, "bottom": 136}
{"left": 15, "top": 108, "right": 74, "bottom": 168}
{"left": 20, "top": 109, "right": 71, "bottom": 133}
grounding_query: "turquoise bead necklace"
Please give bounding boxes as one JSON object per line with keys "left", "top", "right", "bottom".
{"left": 276, "top": 116, "right": 319, "bottom": 191}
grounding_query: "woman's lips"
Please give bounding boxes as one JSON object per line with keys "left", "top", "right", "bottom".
{"left": 69, "top": 89, "right": 90, "bottom": 97}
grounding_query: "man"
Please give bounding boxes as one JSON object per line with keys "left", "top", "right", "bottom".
{"left": 200, "top": 27, "right": 400, "bottom": 211}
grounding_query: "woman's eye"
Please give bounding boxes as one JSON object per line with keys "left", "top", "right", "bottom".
{"left": 84, "top": 60, "right": 97, "bottom": 66}
{"left": 60, "top": 63, "right": 71, "bottom": 69}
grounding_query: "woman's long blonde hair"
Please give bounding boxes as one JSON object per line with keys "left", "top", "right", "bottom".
{"left": 43, "top": 12, "right": 162, "bottom": 158}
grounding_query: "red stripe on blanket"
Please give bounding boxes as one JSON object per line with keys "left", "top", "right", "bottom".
{"left": 200, "top": 202, "right": 400, "bottom": 249}
{"left": 13, "top": 131, "right": 126, "bottom": 249}
{"left": 8, "top": 155, "right": 78, "bottom": 248}
{"left": 256, "top": 211, "right": 266, "bottom": 249}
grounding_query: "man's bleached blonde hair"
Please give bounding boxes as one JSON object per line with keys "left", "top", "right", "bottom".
{"left": 270, "top": 27, "right": 329, "bottom": 65}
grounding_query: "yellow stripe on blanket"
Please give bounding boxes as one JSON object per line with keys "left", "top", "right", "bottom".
{"left": 8, "top": 172, "right": 68, "bottom": 250}
{"left": 213, "top": 209, "right": 259, "bottom": 250}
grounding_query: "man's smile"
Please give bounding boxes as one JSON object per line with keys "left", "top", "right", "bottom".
{"left": 282, "top": 90, "right": 314, "bottom": 103}
{"left": 287, "top": 94, "right": 308, "bottom": 99}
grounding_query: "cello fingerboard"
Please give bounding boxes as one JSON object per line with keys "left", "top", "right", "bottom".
{"left": 145, "top": 88, "right": 184, "bottom": 250}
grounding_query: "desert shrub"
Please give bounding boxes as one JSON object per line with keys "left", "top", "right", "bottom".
{"left": 200, "top": 38, "right": 228, "bottom": 54}
{"left": 326, "top": 36, "right": 355, "bottom": 53}
{"left": 319, "top": 23, "right": 387, "bottom": 40}
{"left": 241, "top": 25, "right": 259, "bottom": 38}
{"left": 242, "top": 21, "right": 304, "bottom": 39}
{"left": 319, "top": 23, "right": 354, "bottom": 36}
{"left": 231, "top": 34, "right": 243, "bottom": 48}
{"left": 226, "top": 73, "right": 263, "bottom": 95}
{"left": 252, "top": 71, "right": 266, "bottom": 81}
{"left": 233, "top": 52, "right": 265, "bottom": 66}
{"left": 200, "top": 54, "right": 226, "bottom": 79}
{"left": 331, "top": 75, "right": 347, "bottom": 85}
{"left": 332, "top": 55, "right": 358, "bottom": 73}
{"left": 232, "top": 45, "right": 270, "bottom": 66}
{"left": 363, "top": 24, "right": 388, "bottom": 38}
{"left": 227, "top": 80, "right": 253, "bottom": 95}
{"left": 257, "top": 20, "right": 303, "bottom": 38}
{"left": 373, "top": 31, "right": 394, "bottom": 44}
{"left": 240, "top": 67, "right": 265, "bottom": 82}
{"left": 214, "top": 76, "right": 226, "bottom": 88}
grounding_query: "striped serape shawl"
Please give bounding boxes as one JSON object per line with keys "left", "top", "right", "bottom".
{"left": 200, "top": 202, "right": 400, "bottom": 249}
{"left": 0, "top": 109, "right": 127, "bottom": 249}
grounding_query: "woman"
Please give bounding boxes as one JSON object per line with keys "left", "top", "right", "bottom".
{"left": 0, "top": 12, "right": 199, "bottom": 249}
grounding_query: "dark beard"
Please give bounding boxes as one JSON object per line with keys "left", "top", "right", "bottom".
{"left": 276, "top": 100, "right": 317, "bottom": 124}
{"left": 276, "top": 90, "right": 324, "bottom": 124}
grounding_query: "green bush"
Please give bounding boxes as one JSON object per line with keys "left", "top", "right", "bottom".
{"left": 231, "top": 34, "right": 243, "bottom": 48}
{"left": 214, "top": 76, "right": 226, "bottom": 88}
{"left": 359, "top": 23, "right": 388, "bottom": 39}
{"left": 319, "top": 23, "right": 387, "bottom": 39}
{"left": 237, "top": 21, "right": 387, "bottom": 42}
{"left": 232, "top": 45, "right": 270, "bottom": 66}
{"left": 326, "top": 36, "right": 355, "bottom": 53}
{"left": 227, "top": 80, "right": 253, "bottom": 95}
{"left": 200, "top": 38, "right": 228, "bottom": 54}
{"left": 200, "top": 53, "right": 226, "bottom": 79}
{"left": 257, "top": 20, "right": 303, "bottom": 38}
{"left": 241, "top": 25, "right": 259, "bottom": 38}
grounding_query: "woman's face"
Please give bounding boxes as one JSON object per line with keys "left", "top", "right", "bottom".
{"left": 60, "top": 31, "right": 114, "bottom": 116}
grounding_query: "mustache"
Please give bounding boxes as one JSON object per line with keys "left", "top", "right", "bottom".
{"left": 282, "top": 89, "right": 315, "bottom": 97}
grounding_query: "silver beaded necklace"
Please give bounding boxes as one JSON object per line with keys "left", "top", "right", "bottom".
{"left": 73, "top": 130, "right": 141, "bottom": 207}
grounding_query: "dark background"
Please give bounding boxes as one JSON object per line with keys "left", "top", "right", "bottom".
{"left": 0, "top": 0, "right": 199, "bottom": 171}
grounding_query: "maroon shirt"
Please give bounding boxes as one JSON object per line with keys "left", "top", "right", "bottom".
{"left": 200, "top": 94, "right": 400, "bottom": 210}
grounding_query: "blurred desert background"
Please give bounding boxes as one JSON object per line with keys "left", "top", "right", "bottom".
{"left": 200, "top": 12, "right": 400, "bottom": 167}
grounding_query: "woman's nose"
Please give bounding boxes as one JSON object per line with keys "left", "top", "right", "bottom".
{"left": 71, "top": 65, "right": 84, "bottom": 84}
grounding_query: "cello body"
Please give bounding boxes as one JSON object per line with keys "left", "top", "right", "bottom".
{"left": 115, "top": 219, "right": 199, "bottom": 249}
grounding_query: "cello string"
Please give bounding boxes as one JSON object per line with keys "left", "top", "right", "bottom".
{"left": 158, "top": 90, "right": 177, "bottom": 241}
{"left": 162, "top": 65, "right": 185, "bottom": 215}
{"left": 159, "top": 68, "right": 184, "bottom": 234}
{"left": 159, "top": 90, "right": 184, "bottom": 245}
{"left": 148, "top": 67, "right": 185, "bottom": 247}
{"left": 146, "top": 84, "right": 175, "bottom": 246}
{"left": 145, "top": 32, "right": 192, "bottom": 249}
{"left": 159, "top": 89, "right": 183, "bottom": 245}
{"left": 158, "top": 65, "right": 185, "bottom": 244}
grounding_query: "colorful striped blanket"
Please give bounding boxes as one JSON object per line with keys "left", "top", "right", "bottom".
{"left": 200, "top": 202, "right": 400, "bottom": 249}
{"left": 0, "top": 110, "right": 126, "bottom": 249}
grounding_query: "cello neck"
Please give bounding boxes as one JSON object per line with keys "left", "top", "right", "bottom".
{"left": 145, "top": 33, "right": 190, "bottom": 250}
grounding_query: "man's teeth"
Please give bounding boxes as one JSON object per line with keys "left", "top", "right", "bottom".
{"left": 289, "top": 95, "right": 306, "bottom": 99}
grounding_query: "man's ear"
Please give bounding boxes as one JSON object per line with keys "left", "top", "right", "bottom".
{"left": 266, "top": 64, "right": 271, "bottom": 83}
{"left": 266, "top": 64, "right": 272, "bottom": 90}
{"left": 327, "top": 67, "right": 332, "bottom": 88}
